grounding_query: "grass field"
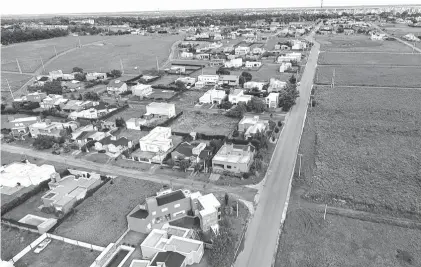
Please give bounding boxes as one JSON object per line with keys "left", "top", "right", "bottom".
{"left": 380, "top": 24, "right": 421, "bottom": 38}
{"left": 169, "top": 111, "right": 240, "bottom": 136}
{"left": 315, "top": 65, "right": 421, "bottom": 87}
{"left": 53, "top": 176, "right": 161, "bottom": 246}
{"left": 1, "top": 35, "right": 112, "bottom": 72}
{"left": 169, "top": 90, "right": 204, "bottom": 110}
{"left": 275, "top": 206, "right": 421, "bottom": 267}
{"left": 302, "top": 86, "right": 421, "bottom": 218}
{"left": 1, "top": 225, "right": 40, "bottom": 261}
{"left": 316, "top": 35, "right": 414, "bottom": 52}
{"left": 106, "top": 107, "right": 144, "bottom": 122}
{"left": 318, "top": 51, "right": 421, "bottom": 65}
{"left": 1, "top": 72, "right": 33, "bottom": 94}
{"left": 15, "top": 239, "right": 100, "bottom": 267}
{"left": 44, "top": 35, "right": 181, "bottom": 74}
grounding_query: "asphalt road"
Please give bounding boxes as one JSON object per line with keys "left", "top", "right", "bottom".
{"left": 234, "top": 32, "right": 320, "bottom": 267}
{"left": 0, "top": 144, "right": 256, "bottom": 202}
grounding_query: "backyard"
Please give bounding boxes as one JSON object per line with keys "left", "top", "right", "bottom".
{"left": 1, "top": 225, "right": 40, "bottom": 261}
{"left": 275, "top": 206, "right": 421, "bottom": 267}
{"left": 169, "top": 111, "right": 240, "bottom": 136}
{"left": 315, "top": 65, "right": 421, "bottom": 87}
{"left": 53, "top": 176, "right": 162, "bottom": 246}
{"left": 318, "top": 51, "right": 421, "bottom": 66}
{"left": 15, "top": 239, "right": 100, "bottom": 267}
{"left": 169, "top": 90, "right": 204, "bottom": 110}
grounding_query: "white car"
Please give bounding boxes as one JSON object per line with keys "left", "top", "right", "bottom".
{"left": 34, "top": 238, "right": 51, "bottom": 254}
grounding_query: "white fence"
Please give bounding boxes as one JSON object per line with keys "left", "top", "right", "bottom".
{"left": 10, "top": 233, "right": 47, "bottom": 263}
{"left": 46, "top": 233, "right": 105, "bottom": 252}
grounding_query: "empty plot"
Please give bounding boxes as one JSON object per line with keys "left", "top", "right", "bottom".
{"left": 275, "top": 207, "right": 421, "bottom": 267}
{"left": 306, "top": 86, "right": 421, "bottom": 217}
{"left": 315, "top": 66, "right": 421, "bottom": 88}
{"left": 1, "top": 225, "right": 40, "bottom": 261}
{"left": 318, "top": 52, "right": 421, "bottom": 66}
{"left": 1, "top": 72, "right": 33, "bottom": 94}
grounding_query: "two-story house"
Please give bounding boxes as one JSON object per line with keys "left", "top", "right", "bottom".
{"left": 199, "top": 89, "right": 226, "bottom": 104}
{"left": 212, "top": 143, "right": 255, "bottom": 174}
{"left": 229, "top": 89, "right": 252, "bottom": 104}
{"left": 218, "top": 75, "right": 239, "bottom": 87}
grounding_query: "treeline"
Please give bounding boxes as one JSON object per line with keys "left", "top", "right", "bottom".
{"left": 1, "top": 28, "right": 68, "bottom": 45}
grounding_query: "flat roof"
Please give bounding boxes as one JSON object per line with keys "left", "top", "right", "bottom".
{"left": 166, "top": 236, "right": 201, "bottom": 253}
{"left": 142, "top": 230, "right": 166, "bottom": 248}
{"left": 129, "top": 260, "right": 150, "bottom": 267}
{"left": 130, "top": 208, "right": 149, "bottom": 219}
{"left": 151, "top": 251, "right": 186, "bottom": 267}
{"left": 156, "top": 190, "right": 186, "bottom": 206}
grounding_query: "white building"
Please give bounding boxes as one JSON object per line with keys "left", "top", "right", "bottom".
{"left": 239, "top": 116, "right": 269, "bottom": 139}
{"left": 252, "top": 47, "right": 265, "bottom": 54}
{"left": 146, "top": 102, "right": 176, "bottom": 118}
{"left": 138, "top": 127, "right": 173, "bottom": 162}
{"left": 245, "top": 61, "right": 262, "bottom": 68}
{"left": 243, "top": 81, "right": 266, "bottom": 91}
{"left": 176, "top": 77, "right": 196, "bottom": 86}
{"left": 0, "top": 161, "right": 57, "bottom": 188}
{"left": 199, "top": 89, "right": 226, "bottom": 104}
{"left": 49, "top": 70, "right": 64, "bottom": 80}
{"left": 266, "top": 92, "right": 279, "bottom": 108}
{"left": 291, "top": 40, "right": 307, "bottom": 50}
{"left": 132, "top": 84, "right": 153, "bottom": 97}
{"left": 403, "top": 33, "right": 420, "bottom": 42}
{"left": 235, "top": 46, "right": 251, "bottom": 56}
{"left": 224, "top": 58, "right": 243, "bottom": 68}
{"left": 269, "top": 78, "right": 287, "bottom": 92}
{"left": 370, "top": 33, "right": 386, "bottom": 40}
{"left": 229, "top": 89, "right": 252, "bottom": 104}
{"left": 86, "top": 72, "right": 107, "bottom": 81}
{"left": 279, "top": 62, "right": 292, "bottom": 73}
{"left": 180, "top": 51, "right": 194, "bottom": 58}
{"left": 197, "top": 75, "right": 219, "bottom": 85}
{"left": 277, "top": 52, "right": 302, "bottom": 63}
{"left": 107, "top": 79, "right": 128, "bottom": 95}
{"left": 29, "top": 121, "right": 78, "bottom": 138}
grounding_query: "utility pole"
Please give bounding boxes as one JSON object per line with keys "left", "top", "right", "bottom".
{"left": 120, "top": 57, "right": 124, "bottom": 74}
{"left": 323, "top": 204, "right": 327, "bottom": 220}
{"left": 298, "top": 153, "right": 303, "bottom": 178}
{"left": 236, "top": 201, "right": 239, "bottom": 218}
{"left": 156, "top": 56, "right": 159, "bottom": 71}
{"left": 54, "top": 45, "right": 58, "bottom": 57}
{"left": 40, "top": 57, "right": 46, "bottom": 74}
{"left": 16, "top": 58, "right": 22, "bottom": 74}
{"left": 331, "top": 68, "right": 336, "bottom": 88}
{"left": 78, "top": 37, "right": 82, "bottom": 48}
{"left": 6, "top": 79, "right": 15, "bottom": 100}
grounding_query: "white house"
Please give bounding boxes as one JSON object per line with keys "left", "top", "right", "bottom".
{"left": 29, "top": 121, "right": 78, "bottom": 138}
{"left": 243, "top": 81, "right": 266, "bottom": 91}
{"left": 277, "top": 52, "right": 302, "bottom": 63}
{"left": 291, "top": 40, "right": 307, "bottom": 50}
{"left": 176, "top": 77, "right": 196, "bottom": 86}
{"left": 269, "top": 78, "right": 287, "bottom": 92}
{"left": 224, "top": 58, "right": 243, "bottom": 68}
{"left": 146, "top": 102, "right": 176, "bottom": 118}
{"left": 229, "top": 89, "right": 252, "bottom": 104}
{"left": 199, "top": 89, "right": 226, "bottom": 104}
{"left": 370, "top": 33, "right": 386, "bottom": 40}
{"left": 86, "top": 72, "right": 107, "bottom": 81}
{"left": 279, "top": 62, "right": 292, "bottom": 73}
{"left": 107, "top": 79, "right": 128, "bottom": 95}
{"left": 180, "top": 51, "right": 194, "bottom": 58}
{"left": 131, "top": 84, "right": 153, "bottom": 97}
{"left": 239, "top": 116, "right": 269, "bottom": 139}
{"left": 252, "top": 47, "right": 265, "bottom": 54}
{"left": 403, "top": 33, "right": 420, "bottom": 42}
{"left": 235, "top": 46, "right": 251, "bottom": 56}
{"left": 245, "top": 61, "right": 262, "bottom": 68}
{"left": 49, "top": 70, "right": 64, "bottom": 80}
{"left": 197, "top": 75, "right": 219, "bottom": 86}
{"left": 0, "top": 161, "right": 57, "bottom": 188}
{"left": 138, "top": 127, "right": 173, "bottom": 162}
{"left": 266, "top": 92, "right": 279, "bottom": 108}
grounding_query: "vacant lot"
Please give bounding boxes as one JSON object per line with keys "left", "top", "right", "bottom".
{"left": 106, "top": 107, "right": 143, "bottom": 122}
{"left": 275, "top": 206, "right": 421, "bottom": 267}
{"left": 45, "top": 35, "right": 181, "bottom": 74}
{"left": 53, "top": 177, "right": 161, "bottom": 246}
{"left": 302, "top": 86, "right": 421, "bottom": 218}
{"left": 1, "top": 72, "right": 32, "bottom": 94}
{"left": 170, "top": 90, "right": 204, "bottom": 110}
{"left": 380, "top": 24, "right": 421, "bottom": 38}
{"left": 318, "top": 51, "right": 421, "bottom": 66}
{"left": 15, "top": 239, "right": 100, "bottom": 267}
{"left": 316, "top": 35, "right": 414, "bottom": 52}
{"left": 1, "top": 225, "right": 40, "bottom": 261}
{"left": 170, "top": 111, "right": 239, "bottom": 136}
{"left": 315, "top": 66, "right": 421, "bottom": 87}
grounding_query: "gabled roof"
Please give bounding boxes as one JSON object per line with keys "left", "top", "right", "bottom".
{"left": 100, "top": 136, "right": 130, "bottom": 147}
{"left": 174, "top": 142, "right": 194, "bottom": 157}
{"left": 151, "top": 251, "right": 186, "bottom": 267}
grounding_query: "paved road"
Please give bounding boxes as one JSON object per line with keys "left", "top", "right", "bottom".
{"left": 234, "top": 31, "right": 320, "bottom": 267}
{"left": 1, "top": 143, "right": 256, "bottom": 202}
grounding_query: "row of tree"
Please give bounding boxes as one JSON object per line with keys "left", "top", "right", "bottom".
{"left": 1, "top": 28, "right": 68, "bottom": 45}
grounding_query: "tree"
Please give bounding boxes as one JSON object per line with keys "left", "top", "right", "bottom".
{"left": 241, "top": 71, "right": 252, "bottom": 82}
{"left": 216, "top": 67, "right": 230, "bottom": 75}
{"left": 110, "top": 69, "right": 122, "bottom": 78}
{"left": 175, "top": 80, "right": 186, "bottom": 90}
{"left": 83, "top": 92, "right": 100, "bottom": 101}
{"left": 247, "top": 97, "right": 266, "bottom": 113}
{"left": 218, "top": 100, "right": 233, "bottom": 110}
{"left": 224, "top": 193, "right": 229, "bottom": 205}
{"left": 239, "top": 76, "right": 246, "bottom": 88}
{"left": 33, "top": 136, "right": 56, "bottom": 150}
{"left": 278, "top": 83, "right": 299, "bottom": 111}
{"left": 336, "top": 26, "right": 344, "bottom": 33}
{"left": 179, "top": 159, "right": 190, "bottom": 172}
{"left": 232, "top": 129, "right": 239, "bottom": 137}
{"left": 277, "top": 121, "right": 283, "bottom": 127}
{"left": 72, "top": 67, "right": 84, "bottom": 73}
{"left": 289, "top": 74, "right": 297, "bottom": 84}
{"left": 208, "top": 219, "right": 235, "bottom": 267}
{"left": 115, "top": 117, "right": 126, "bottom": 128}
{"left": 74, "top": 73, "right": 86, "bottom": 81}
{"left": 209, "top": 139, "right": 223, "bottom": 154}
{"left": 225, "top": 102, "right": 247, "bottom": 118}
{"left": 274, "top": 127, "right": 280, "bottom": 133}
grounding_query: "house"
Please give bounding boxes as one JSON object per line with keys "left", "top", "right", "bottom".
{"left": 107, "top": 79, "right": 128, "bottom": 95}
{"left": 40, "top": 94, "right": 68, "bottom": 109}
{"left": 62, "top": 73, "right": 75, "bottom": 81}
{"left": 0, "top": 160, "right": 57, "bottom": 189}
{"left": 252, "top": 47, "right": 265, "bottom": 54}
{"left": 224, "top": 58, "right": 243, "bottom": 68}
{"left": 195, "top": 53, "right": 211, "bottom": 60}
{"left": 268, "top": 78, "right": 287, "bottom": 92}
{"left": 245, "top": 61, "right": 262, "bottom": 68}
{"left": 291, "top": 40, "right": 307, "bottom": 50}
{"left": 140, "top": 226, "right": 204, "bottom": 265}
{"left": 218, "top": 75, "right": 239, "bottom": 87}
{"left": 26, "top": 92, "right": 47, "bottom": 102}
{"left": 199, "top": 89, "right": 226, "bottom": 104}
{"left": 344, "top": 29, "right": 355, "bottom": 35}
{"left": 132, "top": 84, "right": 153, "bottom": 97}
{"left": 74, "top": 130, "right": 109, "bottom": 148}
{"left": 49, "top": 70, "right": 64, "bottom": 80}
{"left": 175, "top": 77, "right": 196, "bottom": 87}
{"left": 209, "top": 59, "right": 226, "bottom": 67}
{"left": 127, "top": 188, "right": 221, "bottom": 234}
{"left": 95, "top": 136, "right": 132, "bottom": 154}
{"left": 146, "top": 102, "right": 176, "bottom": 118}
{"left": 180, "top": 51, "right": 194, "bottom": 58}
{"left": 370, "top": 33, "right": 386, "bottom": 40}
{"left": 170, "top": 66, "right": 186, "bottom": 74}
{"left": 197, "top": 75, "right": 219, "bottom": 86}
{"left": 86, "top": 72, "right": 107, "bottom": 81}
{"left": 29, "top": 120, "right": 78, "bottom": 138}
{"left": 266, "top": 92, "right": 279, "bottom": 108}
{"left": 136, "top": 127, "right": 173, "bottom": 163}
{"left": 238, "top": 116, "right": 269, "bottom": 138}
{"left": 276, "top": 52, "right": 302, "bottom": 63}
{"left": 35, "top": 75, "right": 51, "bottom": 86}
{"left": 279, "top": 62, "right": 292, "bottom": 73}
{"left": 212, "top": 143, "right": 255, "bottom": 174}
{"left": 126, "top": 118, "right": 146, "bottom": 130}
{"left": 71, "top": 124, "right": 97, "bottom": 140}
{"left": 41, "top": 170, "right": 101, "bottom": 214}
{"left": 234, "top": 46, "right": 250, "bottom": 56}
{"left": 4, "top": 116, "right": 40, "bottom": 135}
{"left": 69, "top": 103, "right": 117, "bottom": 120}
{"left": 171, "top": 142, "right": 195, "bottom": 163}
{"left": 243, "top": 81, "right": 266, "bottom": 91}
{"left": 62, "top": 100, "right": 93, "bottom": 112}
{"left": 403, "top": 33, "right": 420, "bottom": 42}
{"left": 229, "top": 89, "right": 252, "bottom": 104}
{"left": 223, "top": 46, "right": 234, "bottom": 53}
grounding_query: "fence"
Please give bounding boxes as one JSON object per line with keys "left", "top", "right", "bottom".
{"left": 9, "top": 233, "right": 47, "bottom": 263}
{"left": 46, "top": 233, "right": 105, "bottom": 251}
{"left": 1, "top": 219, "right": 39, "bottom": 233}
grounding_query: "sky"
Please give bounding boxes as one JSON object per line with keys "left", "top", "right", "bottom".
{"left": 1, "top": 0, "right": 418, "bottom": 15}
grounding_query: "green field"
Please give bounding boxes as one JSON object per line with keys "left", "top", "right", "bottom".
{"left": 1, "top": 72, "right": 33, "bottom": 95}
{"left": 315, "top": 66, "right": 421, "bottom": 87}
{"left": 44, "top": 35, "right": 181, "bottom": 74}
{"left": 275, "top": 207, "right": 421, "bottom": 267}
{"left": 318, "top": 51, "right": 421, "bottom": 65}
{"left": 1, "top": 225, "right": 40, "bottom": 261}
{"left": 316, "top": 35, "right": 414, "bottom": 52}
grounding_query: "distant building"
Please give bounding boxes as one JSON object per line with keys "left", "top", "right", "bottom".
{"left": 245, "top": 61, "right": 262, "bottom": 68}
{"left": 229, "top": 89, "right": 252, "bottom": 104}
{"left": 224, "top": 58, "right": 243, "bottom": 68}
{"left": 279, "top": 62, "right": 292, "bottom": 73}
{"left": 26, "top": 92, "right": 47, "bottom": 102}
{"left": 132, "top": 84, "right": 153, "bottom": 97}
{"left": 146, "top": 102, "right": 176, "bottom": 118}
{"left": 243, "top": 81, "right": 266, "bottom": 91}
{"left": 212, "top": 143, "right": 255, "bottom": 174}
{"left": 86, "top": 72, "right": 107, "bottom": 81}
{"left": 199, "top": 89, "right": 226, "bottom": 104}
{"left": 218, "top": 75, "right": 239, "bottom": 87}
{"left": 276, "top": 52, "right": 302, "bottom": 63}
{"left": 239, "top": 116, "right": 269, "bottom": 139}
{"left": 268, "top": 78, "right": 287, "bottom": 92}
{"left": 107, "top": 79, "right": 128, "bottom": 95}
{"left": 29, "top": 120, "right": 78, "bottom": 138}
{"left": 49, "top": 70, "right": 64, "bottom": 80}
{"left": 4, "top": 116, "right": 40, "bottom": 135}
{"left": 135, "top": 127, "right": 174, "bottom": 163}
{"left": 234, "top": 46, "right": 250, "bottom": 56}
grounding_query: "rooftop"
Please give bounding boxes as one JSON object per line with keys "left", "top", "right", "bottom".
{"left": 0, "top": 161, "right": 56, "bottom": 188}
{"left": 151, "top": 251, "right": 186, "bottom": 267}
{"left": 166, "top": 236, "right": 201, "bottom": 254}
{"left": 130, "top": 208, "right": 149, "bottom": 219}
{"left": 147, "top": 102, "right": 175, "bottom": 109}
{"left": 156, "top": 190, "right": 186, "bottom": 206}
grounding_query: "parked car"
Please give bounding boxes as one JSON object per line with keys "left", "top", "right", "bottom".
{"left": 34, "top": 238, "right": 52, "bottom": 254}
{"left": 98, "top": 150, "right": 106, "bottom": 153}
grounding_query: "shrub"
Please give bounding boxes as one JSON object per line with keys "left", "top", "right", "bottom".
{"left": 277, "top": 121, "right": 283, "bottom": 127}
{"left": 242, "top": 173, "right": 250, "bottom": 179}
{"left": 274, "top": 127, "right": 280, "bottom": 133}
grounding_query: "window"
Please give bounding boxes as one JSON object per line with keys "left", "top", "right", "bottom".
{"left": 227, "top": 165, "right": 232, "bottom": 169}
{"left": 174, "top": 204, "right": 180, "bottom": 208}
{"left": 162, "top": 208, "right": 168, "bottom": 212}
